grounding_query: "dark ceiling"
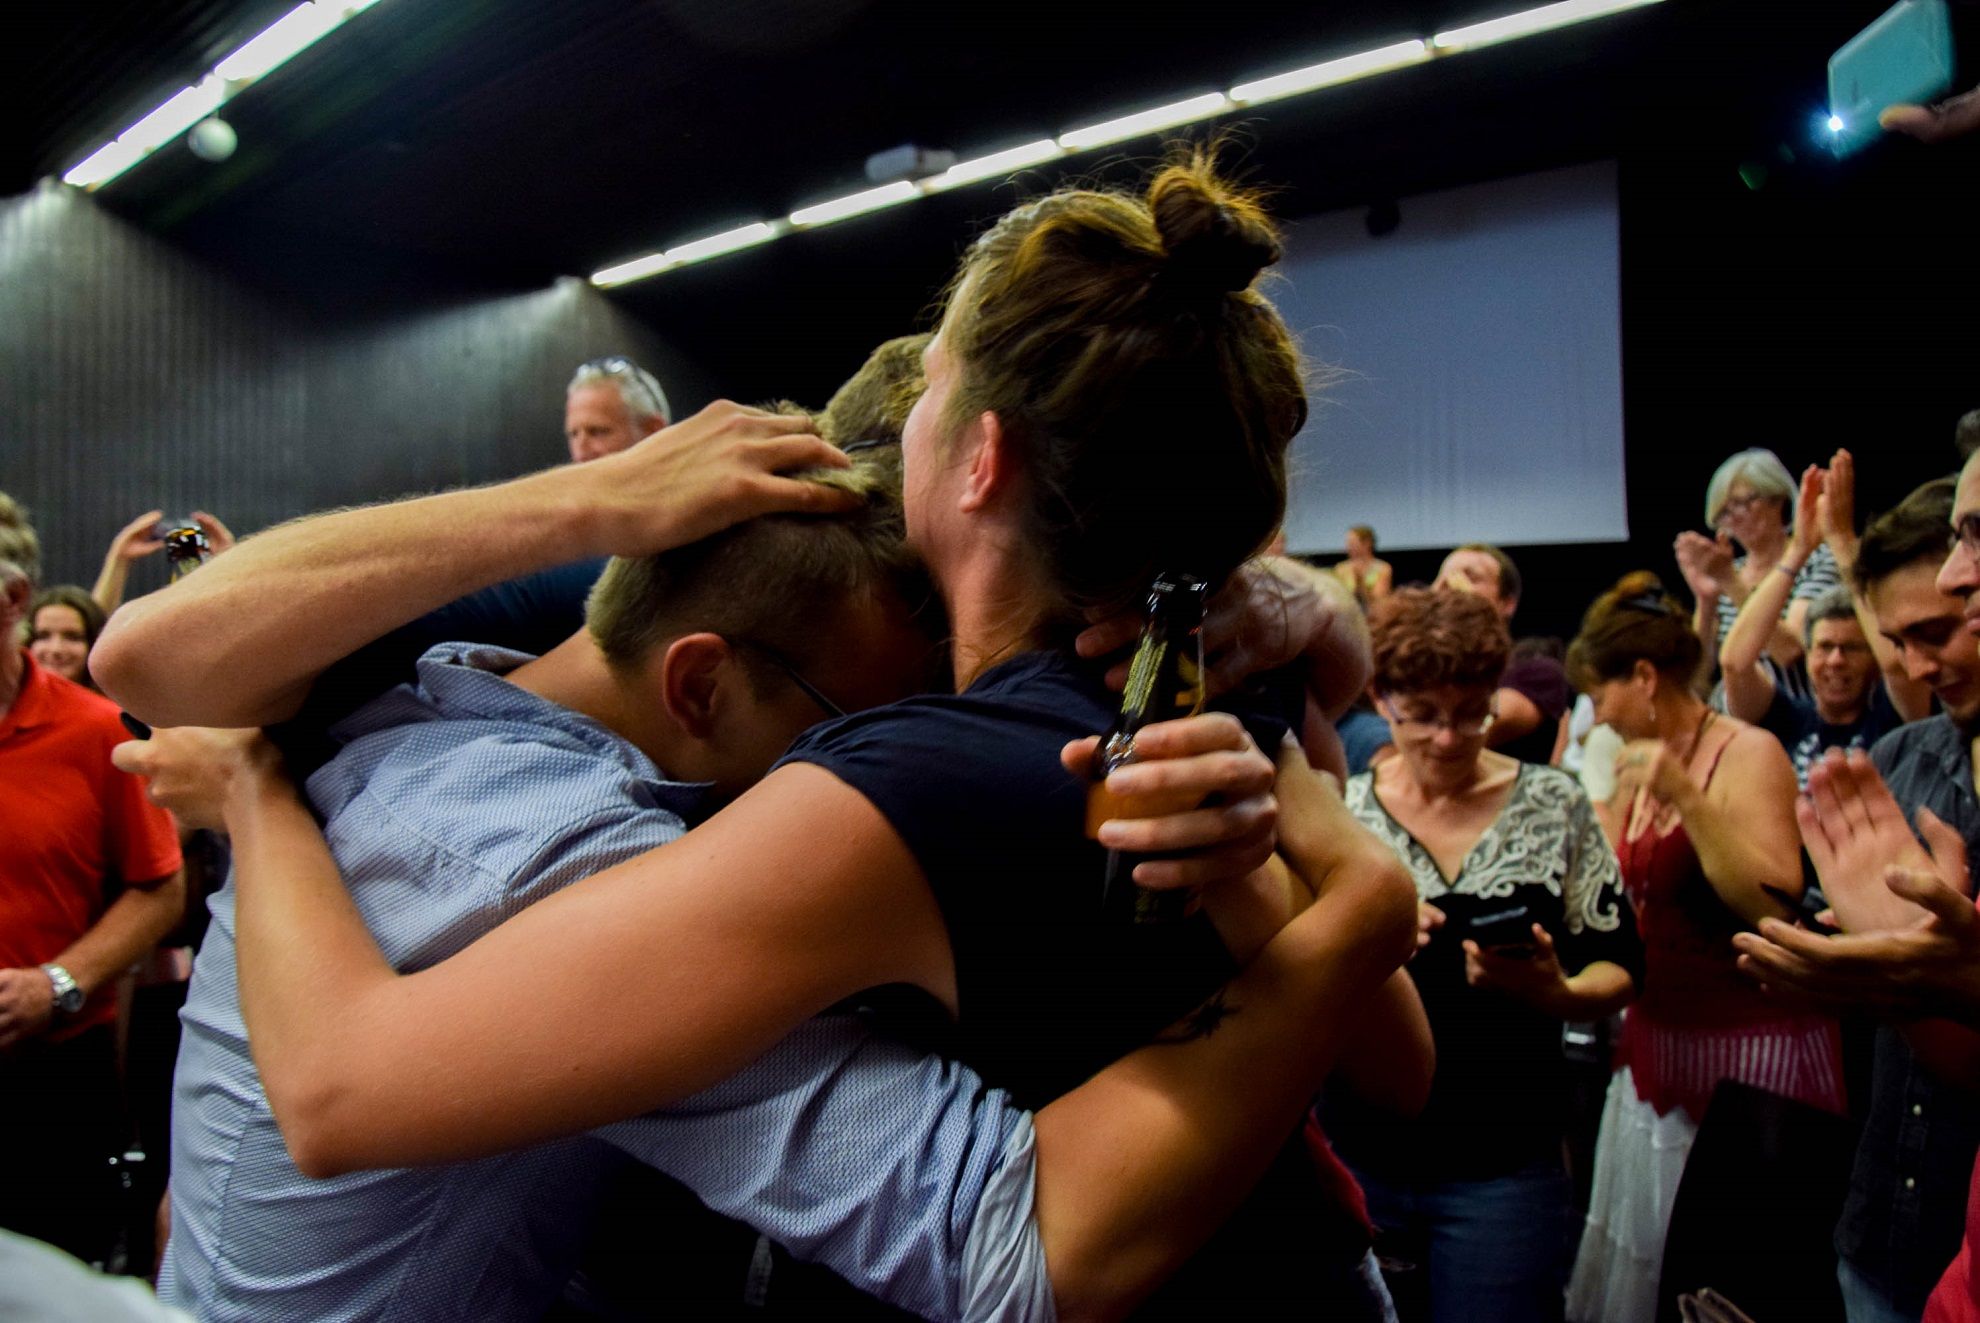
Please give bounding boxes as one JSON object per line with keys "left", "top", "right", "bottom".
{"left": 11, "top": 0, "right": 1973, "bottom": 408}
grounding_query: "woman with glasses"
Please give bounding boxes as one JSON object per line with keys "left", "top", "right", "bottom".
{"left": 1563, "top": 572, "right": 1842, "bottom": 1323}
{"left": 1330, "top": 587, "right": 1639, "bottom": 1323}
{"left": 1673, "top": 447, "right": 1844, "bottom": 701}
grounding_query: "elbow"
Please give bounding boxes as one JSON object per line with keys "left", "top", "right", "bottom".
{"left": 89, "top": 614, "right": 157, "bottom": 719}
{"left": 264, "top": 1064, "right": 367, "bottom": 1179}
{"left": 1358, "top": 854, "right": 1420, "bottom": 974}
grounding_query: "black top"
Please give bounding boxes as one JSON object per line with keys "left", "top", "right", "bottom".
{"left": 1760, "top": 680, "right": 1904, "bottom": 790}
{"left": 779, "top": 648, "right": 1287, "bottom": 1108}
{"left": 1833, "top": 717, "right": 1980, "bottom": 1308}
{"left": 1334, "top": 763, "right": 1642, "bottom": 1181}
{"left": 1497, "top": 654, "right": 1571, "bottom": 766}
{"left": 779, "top": 649, "right": 1354, "bottom": 1315}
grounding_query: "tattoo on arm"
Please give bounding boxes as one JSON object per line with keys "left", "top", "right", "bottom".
{"left": 1155, "top": 987, "right": 1240, "bottom": 1044}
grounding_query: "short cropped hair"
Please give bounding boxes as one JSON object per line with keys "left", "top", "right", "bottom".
{"left": 0, "top": 490, "right": 40, "bottom": 589}
{"left": 568, "top": 357, "right": 671, "bottom": 427}
{"left": 820, "top": 334, "right": 930, "bottom": 449}
{"left": 1369, "top": 587, "right": 1511, "bottom": 694}
{"left": 1348, "top": 524, "right": 1376, "bottom": 546}
{"left": 1853, "top": 476, "right": 1957, "bottom": 596}
{"left": 1704, "top": 448, "right": 1796, "bottom": 528}
{"left": 1567, "top": 572, "right": 1702, "bottom": 689}
{"left": 1956, "top": 409, "right": 1980, "bottom": 462}
{"left": 1455, "top": 542, "right": 1521, "bottom": 607}
{"left": 585, "top": 450, "right": 926, "bottom": 686}
{"left": 1802, "top": 585, "right": 1860, "bottom": 646}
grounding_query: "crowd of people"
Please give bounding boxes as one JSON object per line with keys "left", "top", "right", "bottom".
{"left": 4, "top": 129, "right": 1980, "bottom": 1323}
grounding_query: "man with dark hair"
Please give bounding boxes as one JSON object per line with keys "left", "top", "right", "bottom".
{"left": 1436, "top": 542, "right": 1569, "bottom": 765}
{"left": 1814, "top": 471, "right": 1980, "bottom": 1323}
{"left": 0, "top": 492, "right": 185, "bottom": 1264}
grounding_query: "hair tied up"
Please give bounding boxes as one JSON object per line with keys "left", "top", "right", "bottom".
{"left": 1148, "top": 158, "right": 1282, "bottom": 302}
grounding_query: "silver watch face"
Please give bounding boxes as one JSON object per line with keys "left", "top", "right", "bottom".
{"left": 43, "top": 966, "right": 85, "bottom": 1014}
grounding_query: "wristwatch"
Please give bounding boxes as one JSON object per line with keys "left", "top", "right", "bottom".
{"left": 40, "top": 964, "right": 85, "bottom": 1016}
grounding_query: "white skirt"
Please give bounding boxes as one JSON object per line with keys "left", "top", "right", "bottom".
{"left": 1565, "top": 1066, "right": 1700, "bottom": 1323}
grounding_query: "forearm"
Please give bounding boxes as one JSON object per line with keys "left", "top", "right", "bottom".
{"left": 1721, "top": 561, "right": 1796, "bottom": 676}
{"left": 1692, "top": 596, "right": 1721, "bottom": 670}
{"left": 224, "top": 775, "right": 404, "bottom": 1148}
{"left": 53, "top": 871, "right": 187, "bottom": 995}
{"left": 1334, "top": 969, "right": 1434, "bottom": 1115}
{"left": 1544, "top": 961, "right": 1633, "bottom": 1020}
{"left": 1033, "top": 859, "right": 1413, "bottom": 1321}
{"left": 1669, "top": 781, "right": 1799, "bottom": 925}
{"left": 95, "top": 468, "right": 603, "bottom": 727}
{"left": 92, "top": 556, "right": 132, "bottom": 615}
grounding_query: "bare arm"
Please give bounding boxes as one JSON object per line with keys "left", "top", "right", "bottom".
{"left": 1719, "top": 564, "right": 1792, "bottom": 721}
{"left": 1332, "top": 971, "right": 1434, "bottom": 1117}
{"left": 0, "top": 871, "right": 186, "bottom": 1049}
{"left": 1662, "top": 729, "right": 1805, "bottom": 925}
{"left": 1487, "top": 686, "right": 1545, "bottom": 749}
{"left": 92, "top": 405, "right": 855, "bottom": 728}
{"left": 1822, "top": 449, "right": 1934, "bottom": 722}
{"left": 1033, "top": 751, "right": 1417, "bottom": 1319}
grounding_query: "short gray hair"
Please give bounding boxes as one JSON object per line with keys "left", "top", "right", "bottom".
{"left": 1704, "top": 448, "right": 1796, "bottom": 529}
{"left": 0, "top": 490, "right": 40, "bottom": 590}
{"left": 568, "top": 357, "right": 670, "bottom": 427}
{"left": 1803, "top": 584, "right": 1861, "bottom": 647}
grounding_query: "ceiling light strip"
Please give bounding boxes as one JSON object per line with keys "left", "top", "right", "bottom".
{"left": 62, "top": 0, "right": 387, "bottom": 191}
{"left": 586, "top": 0, "right": 1664, "bottom": 285}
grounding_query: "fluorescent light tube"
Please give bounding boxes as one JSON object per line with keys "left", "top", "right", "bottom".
{"left": 666, "top": 221, "right": 782, "bottom": 264}
{"left": 788, "top": 181, "right": 919, "bottom": 227}
{"left": 1433, "top": 0, "right": 1662, "bottom": 51}
{"left": 1058, "top": 92, "right": 1232, "bottom": 151}
{"left": 1230, "top": 40, "right": 1431, "bottom": 104}
{"left": 122, "top": 80, "right": 228, "bottom": 153}
{"left": 215, "top": 3, "right": 341, "bottom": 82}
{"left": 63, "top": 140, "right": 148, "bottom": 189}
{"left": 590, "top": 252, "right": 675, "bottom": 287}
{"left": 923, "top": 139, "right": 1065, "bottom": 192}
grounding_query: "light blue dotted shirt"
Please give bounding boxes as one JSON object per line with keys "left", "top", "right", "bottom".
{"left": 160, "top": 644, "right": 1047, "bottom": 1322}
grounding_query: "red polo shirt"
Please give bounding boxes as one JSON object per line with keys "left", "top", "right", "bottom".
{"left": 0, "top": 650, "right": 181, "bottom": 1035}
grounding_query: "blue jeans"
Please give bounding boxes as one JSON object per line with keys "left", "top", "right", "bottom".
{"left": 1353, "top": 1160, "right": 1572, "bottom": 1323}
{"left": 1838, "top": 1257, "right": 1923, "bottom": 1323}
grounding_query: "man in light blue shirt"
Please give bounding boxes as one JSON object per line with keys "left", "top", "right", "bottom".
{"left": 160, "top": 457, "right": 1054, "bottom": 1322}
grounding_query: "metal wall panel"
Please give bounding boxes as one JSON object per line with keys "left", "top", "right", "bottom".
{"left": 1, "top": 186, "right": 708, "bottom": 596}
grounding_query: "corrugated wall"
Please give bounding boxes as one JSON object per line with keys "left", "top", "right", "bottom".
{"left": 0, "top": 184, "right": 709, "bottom": 594}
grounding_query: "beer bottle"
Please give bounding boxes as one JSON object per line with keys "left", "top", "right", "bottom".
{"left": 1086, "top": 571, "right": 1210, "bottom": 923}
{"left": 164, "top": 523, "right": 211, "bottom": 581}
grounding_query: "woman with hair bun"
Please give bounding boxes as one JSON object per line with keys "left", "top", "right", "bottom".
{"left": 1332, "top": 588, "right": 1638, "bottom": 1323}
{"left": 110, "top": 150, "right": 1418, "bottom": 1318}
{"left": 1563, "top": 572, "right": 1842, "bottom": 1323}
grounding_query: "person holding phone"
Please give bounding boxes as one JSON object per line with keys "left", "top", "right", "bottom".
{"left": 1331, "top": 587, "right": 1639, "bottom": 1323}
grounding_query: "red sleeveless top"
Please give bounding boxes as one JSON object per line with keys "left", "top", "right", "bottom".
{"left": 1613, "top": 735, "right": 1844, "bottom": 1120}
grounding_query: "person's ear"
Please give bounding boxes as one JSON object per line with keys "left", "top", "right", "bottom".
{"left": 1631, "top": 657, "right": 1659, "bottom": 693}
{"left": 958, "top": 411, "right": 1015, "bottom": 513}
{"left": 657, "top": 633, "right": 735, "bottom": 739}
{"left": 0, "top": 573, "right": 29, "bottom": 632}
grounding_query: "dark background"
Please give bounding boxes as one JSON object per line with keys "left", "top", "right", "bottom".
{"left": 3, "top": 0, "right": 1975, "bottom": 641}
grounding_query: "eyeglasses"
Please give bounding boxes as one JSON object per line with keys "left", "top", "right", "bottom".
{"left": 724, "top": 636, "right": 846, "bottom": 720}
{"left": 1378, "top": 696, "right": 1497, "bottom": 739}
{"left": 1716, "top": 492, "right": 1773, "bottom": 521}
{"left": 578, "top": 356, "right": 667, "bottom": 406}
{"left": 1954, "top": 513, "right": 1980, "bottom": 563}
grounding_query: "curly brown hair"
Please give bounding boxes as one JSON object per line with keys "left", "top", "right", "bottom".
{"left": 1369, "top": 587, "right": 1510, "bottom": 694}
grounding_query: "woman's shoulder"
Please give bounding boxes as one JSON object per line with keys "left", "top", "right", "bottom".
{"left": 1701, "top": 714, "right": 1794, "bottom": 784}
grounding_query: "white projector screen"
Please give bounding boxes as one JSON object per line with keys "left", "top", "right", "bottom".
{"left": 1276, "top": 160, "right": 1626, "bottom": 555}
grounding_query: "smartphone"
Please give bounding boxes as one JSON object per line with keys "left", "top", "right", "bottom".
{"left": 1465, "top": 901, "right": 1539, "bottom": 958}
{"left": 1828, "top": 0, "right": 1956, "bottom": 156}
